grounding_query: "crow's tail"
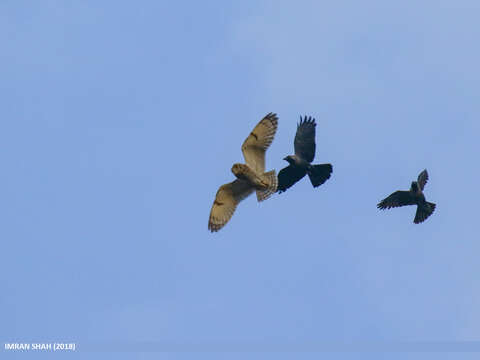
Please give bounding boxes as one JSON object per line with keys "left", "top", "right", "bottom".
{"left": 307, "top": 163, "right": 333, "bottom": 188}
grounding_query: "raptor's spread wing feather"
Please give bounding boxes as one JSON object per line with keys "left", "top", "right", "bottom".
{"left": 294, "top": 116, "right": 316, "bottom": 163}
{"left": 241, "top": 113, "right": 278, "bottom": 173}
{"left": 417, "top": 169, "right": 429, "bottom": 191}
{"left": 377, "top": 190, "right": 417, "bottom": 209}
{"left": 208, "top": 179, "right": 254, "bottom": 232}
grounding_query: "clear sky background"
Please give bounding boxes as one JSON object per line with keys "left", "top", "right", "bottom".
{"left": 1, "top": 1, "right": 480, "bottom": 359}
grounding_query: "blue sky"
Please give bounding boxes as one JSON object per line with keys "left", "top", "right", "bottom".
{"left": 1, "top": 1, "right": 480, "bottom": 359}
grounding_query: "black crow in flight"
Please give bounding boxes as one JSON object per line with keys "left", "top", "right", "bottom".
{"left": 277, "top": 116, "right": 332, "bottom": 193}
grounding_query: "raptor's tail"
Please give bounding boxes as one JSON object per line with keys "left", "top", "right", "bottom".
{"left": 307, "top": 163, "right": 333, "bottom": 188}
{"left": 256, "top": 170, "right": 278, "bottom": 202}
{"left": 414, "top": 201, "right": 436, "bottom": 224}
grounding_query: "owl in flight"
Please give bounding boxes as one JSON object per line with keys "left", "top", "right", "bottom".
{"left": 377, "top": 169, "right": 436, "bottom": 224}
{"left": 208, "top": 113, "right": 279, "bottom": 232}
{"left": 277, "top": 116, "right": 332, "bottom": 193}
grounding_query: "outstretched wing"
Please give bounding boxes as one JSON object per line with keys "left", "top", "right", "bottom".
{"left": 208, "top": 179, "right": 254, "bottom": 232}
{"left": 417, "top": 169, "right": 429, "bottom": 191}
{"left": 241, "top": 113, "right": 278, "bottom": 173}
{"left": 377, "top": 190, "right": 417, "bottom": 210}
{"left": 277, "top": 165, "right": 307, "bottom": 193}
{"left": 294, "top": 116, "right": 316, "bottom": 163}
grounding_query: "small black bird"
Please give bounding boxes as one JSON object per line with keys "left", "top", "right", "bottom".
{"left": 377, "top": 169, "right": 436, "bottom": 224}
{"left": 277, "top": 116, "right": 332, "bottom": 193}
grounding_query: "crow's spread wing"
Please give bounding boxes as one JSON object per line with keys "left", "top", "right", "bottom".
{"left": 294, "top": 116, "right": 316, "bottom": 163}
{"left": 277, "top": 165, "right": 307, "bottom": 193}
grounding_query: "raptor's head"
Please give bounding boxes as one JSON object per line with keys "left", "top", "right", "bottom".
{"left": 231, "top": 163, "right": 248, "bottom": 179}
{"left": 410, "top": 181, "right": 419, "bottom": 192}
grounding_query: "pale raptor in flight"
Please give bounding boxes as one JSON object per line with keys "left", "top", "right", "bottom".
{"left": 208, "top": 113, "right": 278, "bottom": 232}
